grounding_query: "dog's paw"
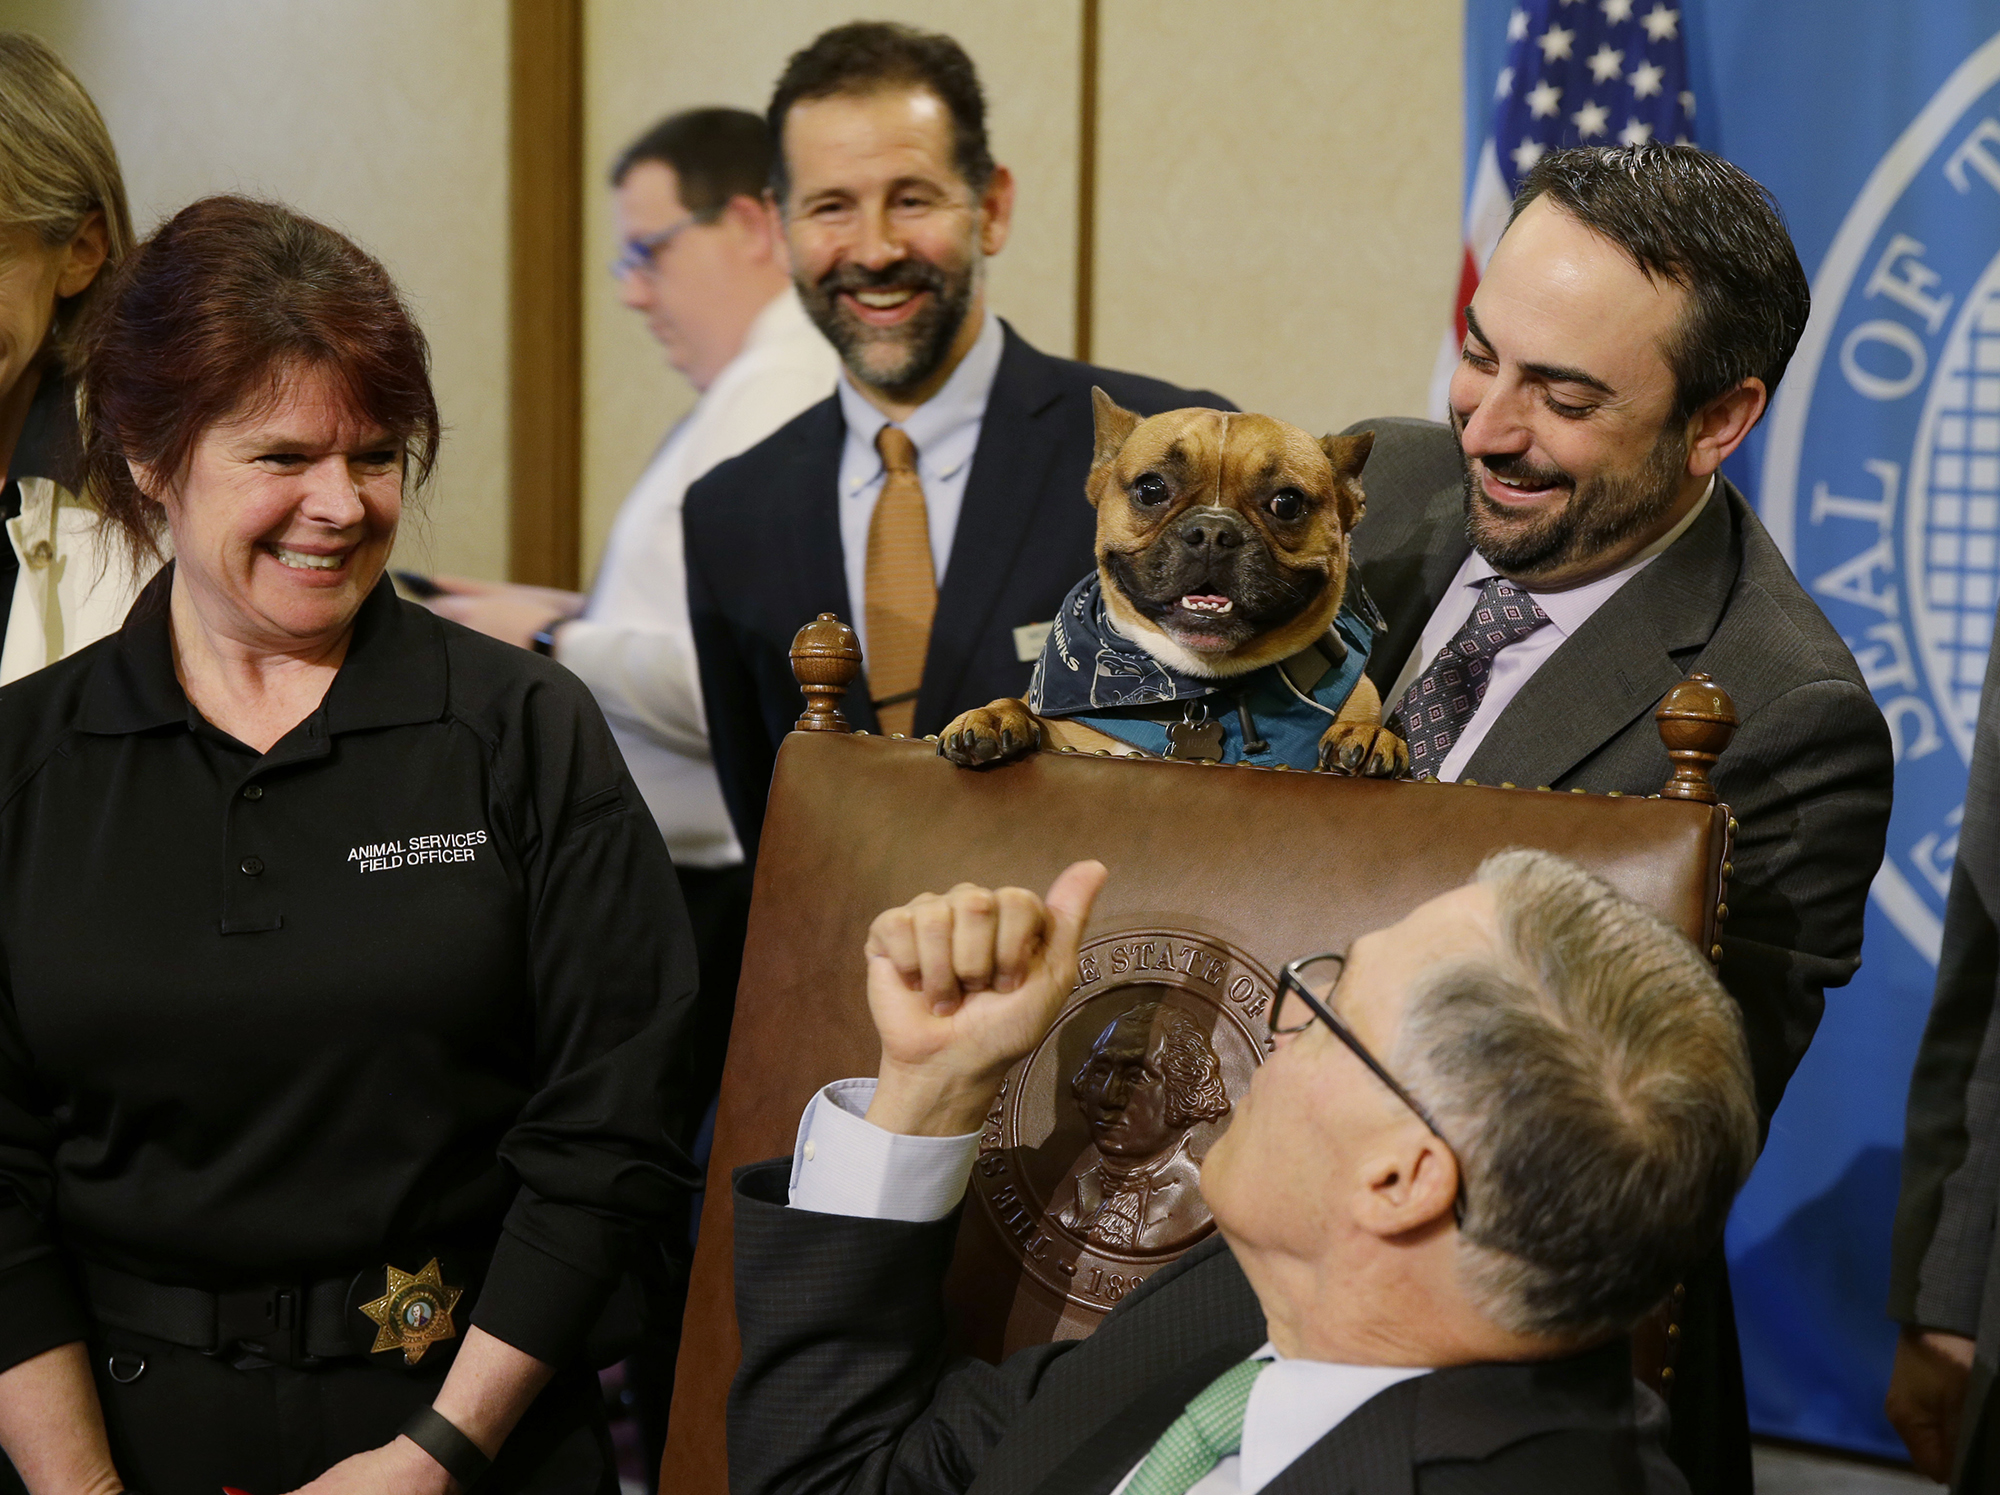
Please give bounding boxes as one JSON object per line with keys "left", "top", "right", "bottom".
{"left": 939, "top": 699, "right": 1044, "bottom": 767}
{"left": 1317, "top": 722, "right": 1410, "bottom": 779}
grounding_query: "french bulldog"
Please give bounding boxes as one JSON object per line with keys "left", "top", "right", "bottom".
{"left": 940, "top": 389, "right": 1406, "bottom": 775}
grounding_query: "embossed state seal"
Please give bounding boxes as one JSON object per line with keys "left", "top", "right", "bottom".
{"left": 967, "top": 929, "right": 1272, "bottom": 1310}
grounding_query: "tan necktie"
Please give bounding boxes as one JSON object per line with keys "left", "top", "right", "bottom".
{"left": 864, "top": 425, "right": 937, "bottom": 737}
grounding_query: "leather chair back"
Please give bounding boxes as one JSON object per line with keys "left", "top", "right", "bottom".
{"left": 662, "top": 630, "right": 1736, "bottom": 1494}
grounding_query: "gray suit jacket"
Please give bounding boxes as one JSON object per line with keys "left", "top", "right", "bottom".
{"left": 1347, "top": 419, "right": 1894, "bottom": 1123}
{"left": 728, "top": 1162, "right": 1686, "bottom": 1494}
{"left": 1891, "top": 632, "right": 2000, "bottom": 1484}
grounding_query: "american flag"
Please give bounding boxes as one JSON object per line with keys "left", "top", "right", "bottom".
{"left": 1429, "top": 0, "right": 1696, "bottom": 415}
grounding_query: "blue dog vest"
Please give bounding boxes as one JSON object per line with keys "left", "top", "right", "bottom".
{"left": 1026, "top": 571, "right": 1382, "bottom": 768}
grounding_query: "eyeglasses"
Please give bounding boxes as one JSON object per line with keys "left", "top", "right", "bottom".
{"left": 1271, "top": 951, "right": 1467, "bottom": 1225}
{"left": 608, "top": 208, "right": 722, "bottom": 280}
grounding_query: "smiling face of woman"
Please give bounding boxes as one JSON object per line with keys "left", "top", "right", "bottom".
{"left": 149, "top": 362, "right": 404, "bottom": 654}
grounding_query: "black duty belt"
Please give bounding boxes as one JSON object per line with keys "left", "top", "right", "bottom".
{"left": 81, "top": 1250, "right": 486, "bottom": 1371}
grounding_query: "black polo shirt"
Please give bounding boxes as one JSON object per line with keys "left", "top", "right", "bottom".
{"left": 0, "top": 570, "right": 703, "bottom": 1373}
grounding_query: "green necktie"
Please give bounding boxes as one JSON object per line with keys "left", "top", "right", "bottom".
{"left": 1122, "top": 1357, "right": 1270, "bottom": 1495}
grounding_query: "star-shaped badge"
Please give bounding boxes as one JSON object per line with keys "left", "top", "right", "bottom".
{"left": 360, "top": 1258, "right": 462, "bottom": 1365}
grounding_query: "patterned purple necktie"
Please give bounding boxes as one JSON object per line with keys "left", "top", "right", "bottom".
{"left": 1393, "top": 576, "right": 1552, "bottom": 777}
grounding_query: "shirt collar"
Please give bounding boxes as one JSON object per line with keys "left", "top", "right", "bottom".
{"left": 319, "top": 577, "right": 451, "bottom": 734}
{"left": 81, "top": 568, "right": 448, "bottom": 740}
{"left": 80, "top": 566, "right": 184, "bottom": 733}
{"left": 1456, "top": 474, "right": 1715, "bottom": 639}
{"left": 1237, "top": 1340, "right": 1431, "bottom": 1492}
{"left": 836, "top": 310, "right": 1003, "bottom": 495}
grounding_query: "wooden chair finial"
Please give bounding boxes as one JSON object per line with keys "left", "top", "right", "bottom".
{"left": 1654, "top": 673, "right": 1738, "bottom": 803}
{"left": 791, "top": 614, "right": 863, "bottom": 733}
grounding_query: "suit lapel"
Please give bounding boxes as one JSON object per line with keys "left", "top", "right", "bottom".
{"left": 919, "top": 323, "right": 1068, "bottom": 722}
{"left": 1257, "top": 1341, "right": 1642, "bottom": 1494}
{"left": 1018, "top": 1342, "right": 1254, "bottom": 1495}
{"left": 1459, "top": 481, "right": 1743, "bottom": 788}
{"left": 782, "top": 399, "right": 878, "bottom": 732}
{"left": 1358, "top": 477, "right": 1470, "bottom": 701}
{"left": 1408, "top": 1340, "right": 1647, "bottom": 1467}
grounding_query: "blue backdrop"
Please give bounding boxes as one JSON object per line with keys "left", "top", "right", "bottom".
{"left": 1461, "top": 1, "right": 2000, "bottom": 1458}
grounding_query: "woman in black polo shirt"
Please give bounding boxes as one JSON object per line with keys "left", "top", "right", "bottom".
{"left": 0, "top": 197, "right": 703, "bottom": 1494}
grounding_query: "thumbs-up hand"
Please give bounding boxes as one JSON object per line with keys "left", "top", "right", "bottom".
{"left": 863, "top": 861, "right": 1108, "bottom": 1137}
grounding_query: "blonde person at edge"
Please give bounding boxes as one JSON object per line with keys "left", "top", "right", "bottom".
{"left": 0, "top": 33, "right": 153, "bottom": 683}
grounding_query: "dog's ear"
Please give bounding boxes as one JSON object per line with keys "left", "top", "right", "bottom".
{"left": 1091, "top": 386, "right": 1142, "bottom": 470}
{"left": 1319, "top": 430, "right": 1374, "bottom": 478}
{"left": 1320, "top": 431, "right": 1374, "bottom": 530}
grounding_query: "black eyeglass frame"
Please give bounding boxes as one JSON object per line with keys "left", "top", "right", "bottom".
{"left": 1272, "top": 951, "right": 1468, "bottom": 1226}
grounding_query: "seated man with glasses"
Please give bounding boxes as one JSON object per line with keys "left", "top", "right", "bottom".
{"left": 728, "top": 851, "right": 1756, "bottom": 1493}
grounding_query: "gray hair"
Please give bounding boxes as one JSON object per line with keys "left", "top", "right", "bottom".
{"left": 0, "top": 34, "right": 133, "bottom": 370}
{"left": 1392, "top": 849, "right": 1757, "bottom": 1342}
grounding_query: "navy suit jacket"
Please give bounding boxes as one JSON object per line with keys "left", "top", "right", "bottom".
{"left": 684, "top": 320, "right": 1230, "bottom": 857}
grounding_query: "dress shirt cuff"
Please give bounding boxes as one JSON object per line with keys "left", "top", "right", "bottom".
{"left": 788, "top": 1078, "right": 980, "bottom": 1223}
{"left": 470, "top": 1226, "right": 616, "bottom": 1366}
{"left": 0, "top": 1255, "right": 91, "bottom": 1373}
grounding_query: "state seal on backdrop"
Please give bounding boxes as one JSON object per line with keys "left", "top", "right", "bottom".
{"left": 967, "top": 929, "right": 1272, "bottom": 1311}
{"left": 1761, "top": 32, "right": 2000, "bottom": 963}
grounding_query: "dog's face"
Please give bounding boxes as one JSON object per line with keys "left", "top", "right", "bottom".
{"left": 1086, "top": 389, "right": 1374, "bottom": 677}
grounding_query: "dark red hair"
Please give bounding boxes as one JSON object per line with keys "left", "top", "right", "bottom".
{"left": 80, "top": 194, "right": 441, "bottom": 561}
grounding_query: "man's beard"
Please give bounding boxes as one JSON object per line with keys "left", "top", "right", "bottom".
{"left": 799, "top": 252, "right": 976, "bottom": 398}
{"left": 1455, "top": 413, "right": 1688, "bottom": 579}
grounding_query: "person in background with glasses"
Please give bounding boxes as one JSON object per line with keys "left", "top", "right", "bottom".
{"left": 420, "top": 106, "right": 837, "bottom": 1471}
{"left": 727, "top": 850, "right": 1757, "bottom": 1493}
{"left": 427, "top": 106, "right": 834, "bottom": 885}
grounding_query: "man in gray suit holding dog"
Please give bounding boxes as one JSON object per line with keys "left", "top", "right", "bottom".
{"left": 1346, "top": 144, "right": 1896, "bottom": 1493}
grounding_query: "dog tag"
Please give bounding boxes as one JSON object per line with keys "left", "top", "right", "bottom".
{"left": 1167, "top": 719, "right": 1225, "bottom": 761}
{"left": 1013, "top": 621, "right": 1052, "bottom": 663}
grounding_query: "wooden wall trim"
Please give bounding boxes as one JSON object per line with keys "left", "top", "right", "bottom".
{"left": 1075, "top": 0, "right": 1099, "bottom": 363}
{"left": 508, "top": 0, "right": 584, "bottom": 588}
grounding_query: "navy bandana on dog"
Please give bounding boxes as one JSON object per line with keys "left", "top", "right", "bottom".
{"left": 1027, "top": 568, "right": 1384, "bottom": 767}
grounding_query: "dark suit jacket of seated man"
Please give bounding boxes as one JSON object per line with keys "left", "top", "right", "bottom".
{"left": 728, "top": 853, "right": 1760, "bottom": 1495}
{"left": 1339, "top": 144, "right": 1896, "bottom": 1493}
{"left": 681, "top": 22, "right": 1230, "bottom": 861}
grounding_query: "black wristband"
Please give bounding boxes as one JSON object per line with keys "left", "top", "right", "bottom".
{"left": 400, "top": 1405, "right": 492, "bottom": 1488}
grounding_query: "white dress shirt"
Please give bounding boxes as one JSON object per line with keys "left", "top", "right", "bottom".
{"left": 556, "top": 289, "right": 838, "bottom": 866}
{"left": 1385, "top": 478, "right": 1714, "bottom": 782}
{"left": 786, "top": 1079, "right": 1432, "bottom": 1495}
{"left": 835, "top": 311, "right": 1006, "bottom": 658}
{"left": 1122, "top": 1349, "right": 1429, "bottom": 1495}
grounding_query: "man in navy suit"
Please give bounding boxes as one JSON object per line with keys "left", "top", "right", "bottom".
{"left": 684, "top": 22, "right": 1230, "bottom": 858}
